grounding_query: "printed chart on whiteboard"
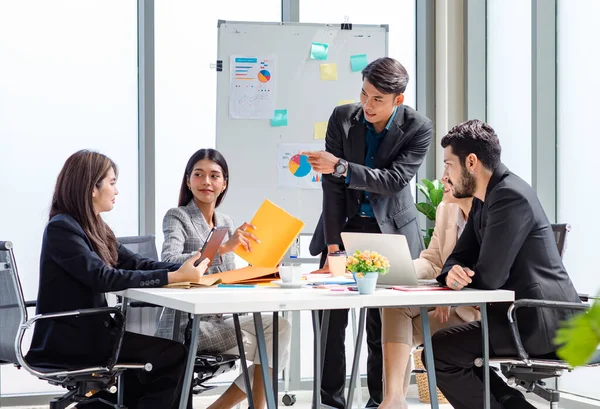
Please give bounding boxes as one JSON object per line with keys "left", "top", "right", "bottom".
{"left": 229, "top": 55, "right": 277, "bottom": 119}
{"left": 278, "top": 143, "right": 324, "bottom": 189}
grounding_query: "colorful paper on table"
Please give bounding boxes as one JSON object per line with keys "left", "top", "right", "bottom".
{"left": 270, "top": 109, "right": 288, "bottom": 127}
{"left": 338, "top": 99, "right": 357, "bottom": 106}
{"left": 350, "top": 54, "right": 369, "bottom": 72}
{"left": 313, "top": 122, "right": 328, "bottom": 140}
{"left": 164, "top": 276, "right": 222, "bottom": 289}
{"left": 320, "top": 64, "right": 338, "bottom": 81}
{"left": 210, "top": 266, "right": 279, "bottom": 284}
{"left": 392, "top": 285, "right": 452, "bottom": 292}
{"left": 310, "top": 42, "right": 329, "bottom": 60}
{"left": 234, "top": 199, "right": 305, "bottom": 267}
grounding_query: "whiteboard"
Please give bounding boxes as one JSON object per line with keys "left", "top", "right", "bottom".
{"left": 216, "top": 21, "right": 388, "bottom": 233}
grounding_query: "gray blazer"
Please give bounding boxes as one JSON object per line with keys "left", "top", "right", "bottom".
{"left": 320, "top": 103, "right": 433, "bottom": 258}
{"left": 156, "top": 200, "right": 239, "bottom": 353}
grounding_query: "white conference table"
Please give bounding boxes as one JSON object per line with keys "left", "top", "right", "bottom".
{"left": 120, "top": 286, "right": 514, "bottom": 409}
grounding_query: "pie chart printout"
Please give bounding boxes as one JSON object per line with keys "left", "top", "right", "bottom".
{"left": 258, "top": 69, "right": 271, "bottom": 83}
{"left": 277, "top": 143, "right": 323, "bottom": 190}
{"left": 288, "top": 154, "right": 311, "bottom": 178}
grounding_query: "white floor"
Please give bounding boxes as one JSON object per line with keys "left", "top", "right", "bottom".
{"left": 6, "top": 384, "right": 552, "bottom": 408}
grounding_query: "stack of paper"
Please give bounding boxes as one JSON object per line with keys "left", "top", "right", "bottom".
{"left": 164, "top": 276, "right": 222, "bottom": 289}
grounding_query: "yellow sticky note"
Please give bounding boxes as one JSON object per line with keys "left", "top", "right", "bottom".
{"left": 320, "top": 63, "right": 338, "bottom": 81}
{"left": 338, "top": 99, "right": 356, "bottom": 106}
{"left": 314, "top": 122, "right": 328, "bottom": 140}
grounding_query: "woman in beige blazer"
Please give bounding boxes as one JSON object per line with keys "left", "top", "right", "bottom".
{"left": 379, "top": 177, "right": 479, "bottom": 409}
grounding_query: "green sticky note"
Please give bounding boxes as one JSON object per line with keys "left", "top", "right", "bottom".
{"left": 310, "top": 42, "right": 329, "bottom": 60}
{"left": 350, "top": 54, "right": 369, "bottom": 72}
{"left": 270, "top": 109, "right": 288, "bottom": 127}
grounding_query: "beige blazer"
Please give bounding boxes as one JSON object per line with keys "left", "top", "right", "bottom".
{"left": 413, "top": 202, "right": 480, "bottom": 322}
{"left": 413, "top": 202, "right": 461, "bottom": 279}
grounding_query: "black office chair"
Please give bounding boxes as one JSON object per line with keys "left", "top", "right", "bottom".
{"left": 0, "top": 241, "right": 151, "bottom": 409}
{"left": 116, "top": 235, "right": 164, "bottom": 335}
{"left": 116, "top": 235, "right": 239, "bottom": 394}
{"left": 474, "top": 223, "right": 600, "bottom": 408}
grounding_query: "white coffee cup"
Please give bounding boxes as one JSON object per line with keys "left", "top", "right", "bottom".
{"left": 279, "top": 265, "right": 301, "bottom": 283}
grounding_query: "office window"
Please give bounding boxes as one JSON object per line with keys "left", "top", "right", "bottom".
{"left": 0, "top": 1, "right": 138, "bottom": 395}
{"left": 154, "top": 1, "right": 281, "bottom": 250}
{"left": 487, "top": 0, "right": 532, "bottom": 183}
{"left": 557, "top": 0, "right": 600, "bottom": 398}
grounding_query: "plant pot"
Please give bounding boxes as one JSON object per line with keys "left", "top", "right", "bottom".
{"left": 352, "top": 272, "right": 379, "bottom": 294}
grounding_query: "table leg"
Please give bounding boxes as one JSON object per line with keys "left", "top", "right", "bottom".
{"left": 419, "top": 307, "right": 439, "bottom": 409}
{"left": 118, "top": 297, "right": 128, "bottom": 406}
{"left": 234, "top": 314, "right": 255, "bottom": 409}
{"left": 254, "top": 312, "right": 277, "bottom": 409}
{"left": 273, "top": 311, "right": 279, "bottom": 408}
{"left": 179, "top": 314, "right": 200, "bottom": 409}
{"left": 320, "top": 310, "right": 330, "bottom": 375}
{"left": 311, "top": 310, "right": 322, "bottom": 409}
{"left": 346, "top": 308, "right": 366, "bottom": 409}
{"left": 481, "top": 303, "right": 490, "bottom": 409}
{"left": 173, "top": 310, "right": 182, "bottom": 342}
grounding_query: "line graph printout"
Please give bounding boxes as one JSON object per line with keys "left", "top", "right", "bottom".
{"left": 229, "top": 55, "right": 277, "bottom": 119}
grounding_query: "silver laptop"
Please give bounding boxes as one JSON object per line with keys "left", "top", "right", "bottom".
{"left": 341, "top": 232, "right": 419, "bottom": 287}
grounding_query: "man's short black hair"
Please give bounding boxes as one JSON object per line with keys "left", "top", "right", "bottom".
{"left": 441, "top": 119, "right": 502, "bottom": 171}
{"left": 361, "top": 57, "right": 409, "bottom": 95}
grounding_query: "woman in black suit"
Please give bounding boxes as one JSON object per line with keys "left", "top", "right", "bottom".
{"left": 26, "top": 150, "right": 209, "bottom": 409}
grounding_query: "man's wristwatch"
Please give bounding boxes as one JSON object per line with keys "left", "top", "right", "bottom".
{"left": 332, "top": 159, "right": 348, "bottom": 178}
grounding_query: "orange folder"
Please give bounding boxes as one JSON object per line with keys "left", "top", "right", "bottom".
{"left": 210, "top": 199, "right": 305, "bottom": 284}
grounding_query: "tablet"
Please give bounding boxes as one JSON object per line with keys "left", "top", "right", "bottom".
{"left": 194, "top": 226, "right": 229, "bottom": 267}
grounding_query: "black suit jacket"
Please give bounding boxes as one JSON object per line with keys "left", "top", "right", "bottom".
{"left": 26, "top": 214, "right": 180, "bottom": 368}
{"left": 318, "top": 103, "right": 433, "bottom": 258}
{"left": 438, "top": 164, "right": 580, "bottom": 356}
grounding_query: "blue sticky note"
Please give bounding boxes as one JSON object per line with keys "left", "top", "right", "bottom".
{"left": 350, "top": 54, "right": 369, "bottom": 72}
{"left": 270, "top": 109, "right": 288, "bottom": 127}
{"left": 310, "top": 42, "right": 329, "bottom": 60}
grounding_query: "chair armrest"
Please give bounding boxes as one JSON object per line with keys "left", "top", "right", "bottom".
{"left": 24, "top": 300, "right": 36, "bottom": 308}
{"left": 22, "top": 306, "right": 126, "bottom": 370}
{"left": 507, "top": 299, "right": 589, "bottom": 363}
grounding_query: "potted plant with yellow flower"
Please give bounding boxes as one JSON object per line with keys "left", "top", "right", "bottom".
{"left": 346, "top": 250, "right": 390, "bottom": 294}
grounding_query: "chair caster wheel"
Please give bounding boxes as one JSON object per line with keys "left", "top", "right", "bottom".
{"left": 282, "top": 394, "right": 296, "bottom": 406}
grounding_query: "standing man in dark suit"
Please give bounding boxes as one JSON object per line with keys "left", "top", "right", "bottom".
{"left": 303, "top": 57, "right": 433, "bottom": 409}
{"left": 432, "top": 119, "right": 580, "bottom": 409}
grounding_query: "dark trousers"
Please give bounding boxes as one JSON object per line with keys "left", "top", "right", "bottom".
{"left": 318, "top": 216, "right": 383, "bottom": 409}
{"left": 79, "top": 331, "right": 192, "bottom": 409}
{"left": 429, "top": 321, "right": 532, "bottom": 409}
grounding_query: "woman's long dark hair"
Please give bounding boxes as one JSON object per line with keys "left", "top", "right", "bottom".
{"left": 178, "top": 149, "right": 229, "bottom": 208}
{"left": 50, "top": 150, "right": 119, "bottom": 267}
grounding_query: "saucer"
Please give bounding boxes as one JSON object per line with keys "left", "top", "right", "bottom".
{"left": 272, "top": 280, "right": 308, "bottom": 289}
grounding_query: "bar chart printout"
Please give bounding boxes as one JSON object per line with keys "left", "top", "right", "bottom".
{"left": 229, "top": 55, "right": 277, "bottom": 119}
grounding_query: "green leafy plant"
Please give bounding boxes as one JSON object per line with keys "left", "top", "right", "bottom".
{"left": 345, "top": 250, "right": 390, "bottom": 276}
{"left": 416, "top": 178, "right": 444, "bottom": 248}
{"left": 555, "top": 298, "right": 600, "bottom": 366}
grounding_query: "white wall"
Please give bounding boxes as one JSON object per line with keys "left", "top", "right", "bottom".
{"left": 0, "top": 0, "right": 139, "bottom": 396}
{"left": 487, "top": 0, "right": 532, "bottom": 183}
{"left": 557, "top": 0, "right": 600, "bottom": 399}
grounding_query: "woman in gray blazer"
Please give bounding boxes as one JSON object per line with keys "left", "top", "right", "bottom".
{"left": 157, "top": 148, "right": 291, "bottom": 409}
